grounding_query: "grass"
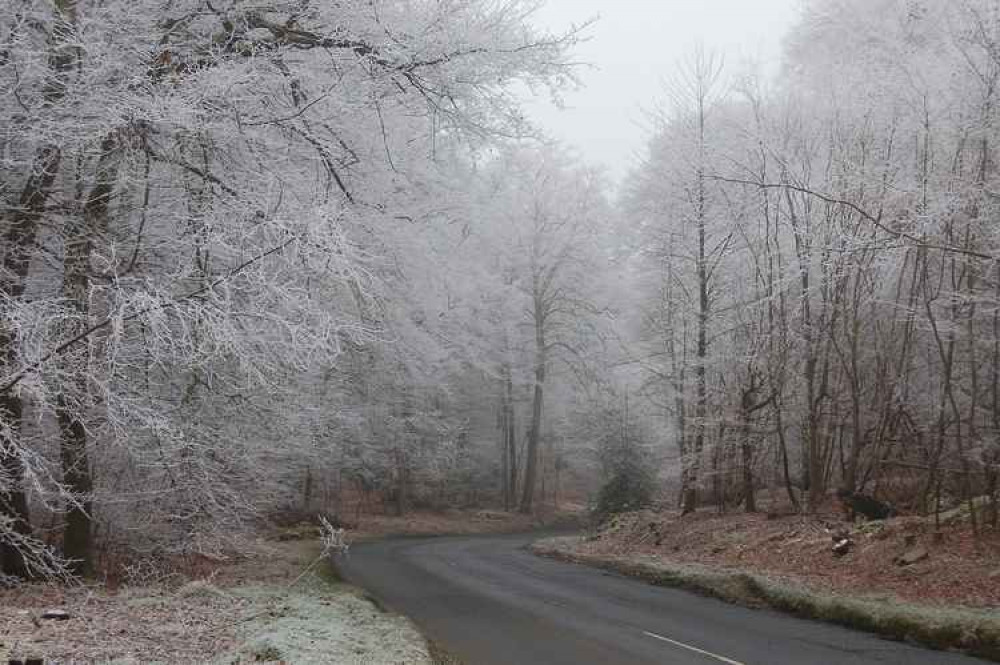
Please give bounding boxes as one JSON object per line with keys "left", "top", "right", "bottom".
{"left": 427, "top": 638, "right": 467, "bottom": 665}
{"left": 531, "top": 537, "right": 1000, "bottom": 662}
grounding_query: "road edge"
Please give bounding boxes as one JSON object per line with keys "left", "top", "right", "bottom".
{"left": 530, "top": 536, "right": 1000, "bottom": 663}
{"left": 328, "top": 547, "right": 469, "bottom": 665}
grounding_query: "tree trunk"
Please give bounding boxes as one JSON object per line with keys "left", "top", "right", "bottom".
{"left": 500, "top": 362, "right": 518, "bottom": 511}
{"left": 56, "top": 393, "right": 93, "bottom": 575}
{"left": 741, "top": 399, "right": 756, "bottom": 513}
{"left": 0, "top": 0, "right": 79, "bottom": 579}
{"left": 55, "top": 131, "right": 121, "bottom": 576}
{"left": 0, "top": 145, "right": 63, "bottom": 578}
{"left": 519, "top": 369, "right": 544, "bottom": 513}
{"left": 519, "top": 295, "right": 546, "bottom": 514}
{"left": 394, "top": 452, "right": 409, "bottom": 517}
{"left": 684, "top": 158, "right": 709, "bottom": 516}
{"left": 499, "top": 391, "right": 510, "bottom": 511}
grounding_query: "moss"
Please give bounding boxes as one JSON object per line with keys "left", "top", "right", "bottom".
{"left": 249, "top": 641, "right": 283, "bottom": 661}
{"left": 427, "top": 638, "right": 466, "bottom": 665}
{"left": 317, "top": 555, "right": 345, "bottom": 585}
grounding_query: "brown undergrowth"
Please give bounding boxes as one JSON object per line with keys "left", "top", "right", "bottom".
{"left": 532, "top": 508, "right": 1000, "bottom": 661}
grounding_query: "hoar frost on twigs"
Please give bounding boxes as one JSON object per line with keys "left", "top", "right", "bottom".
{"left": 0, "top": 0, "right": 579, "bottom": 578}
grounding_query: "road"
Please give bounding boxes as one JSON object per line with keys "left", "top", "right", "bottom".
{"left": 339, "top": 532, "right": 991, "bottom": 665}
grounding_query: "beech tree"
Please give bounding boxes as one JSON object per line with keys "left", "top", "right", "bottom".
{"left": 0, "top": 0, "right": 581, "bottom": 577}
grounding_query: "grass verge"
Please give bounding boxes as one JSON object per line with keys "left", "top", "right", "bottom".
{"left": 427, "top": 638, "right": 467, "bottom": 665}
{"left": 531, "top": 536, "right": 1000, "bottom": 662}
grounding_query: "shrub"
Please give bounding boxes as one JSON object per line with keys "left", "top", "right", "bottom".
{"left": 592, "top": 457, "right": 654, "bottom": 522}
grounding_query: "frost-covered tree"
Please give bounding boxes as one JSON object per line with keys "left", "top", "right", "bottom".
{"left": 0, "top": 0, "right": 581, "bottom": 577}
{"left": 627, "top": 0, "right": 1000, "bottom": 525}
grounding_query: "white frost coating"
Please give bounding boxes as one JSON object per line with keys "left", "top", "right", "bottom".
{"left": 224, "top": 584, "right": 432, "bottom": 665}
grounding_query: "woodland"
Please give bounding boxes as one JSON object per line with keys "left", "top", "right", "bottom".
{"left": 2, "top": 0, "right": 999, "bottom": 584}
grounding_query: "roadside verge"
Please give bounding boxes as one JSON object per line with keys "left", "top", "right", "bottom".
{"left": 0, "top": 539, "right": 433, "bottom": 664}
{"left": 531, "top": 536, "right": 1000, "bottom": 662}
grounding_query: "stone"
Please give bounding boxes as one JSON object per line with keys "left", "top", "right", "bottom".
{"left": 41, "top": 609, "right": 70, "bottom": 620}
{"left": 832, "top": 538, "right": 853, "bottom": 557}
{"left": 893, "top": 546, "right": 929, "bottom": 566}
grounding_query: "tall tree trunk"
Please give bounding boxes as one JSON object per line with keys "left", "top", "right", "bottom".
{"left": 0, "top": 147, "right": 62, "bottom": 578}
{"left": 500, "top": 362, "right": 518, "bottom": 511}
{"left": 519, "top": 294, "right": 546, "bottom": 514}
{"left": 0, "top": 0, "right": 77, "bottom": 578}
{"left": 741, "top": 397, "right": 756, "bottom": 513}
{"left": 394, "top": 448, "right": 409, "bottom": 517}
{"left": 55, "top": 131, "right": 121, "bottom": 576}
{"left": 683, "top": 132, "right": 709, "bottom": 515}
{"left": 499, "top": 389, "right": 510, "bottom": 511}
{"left": 784, "top": 188, "right": 825, "bottom": 512}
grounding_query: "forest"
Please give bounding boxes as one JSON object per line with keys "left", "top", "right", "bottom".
{"left": 2, "top": 0, "right": 999, "bottom": 587}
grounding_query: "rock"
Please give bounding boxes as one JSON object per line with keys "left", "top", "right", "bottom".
{"left": 832, "top": 538, "right": 853, "bottom": 556}
{"left": 893, "top": 546, "right": 929, "bottom": 566}
{"left": 988, "top": 569, "right": 1000, "bottom": 580}
{"left": 838, "top": 490, "right": 896, "bottom": 520}
{"left": 41, "top": 609, "right": 70, "bottom": 620}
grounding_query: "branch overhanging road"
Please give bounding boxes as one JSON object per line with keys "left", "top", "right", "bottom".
{"left": 339, "top": 532, "right": 991, "bottom": 665}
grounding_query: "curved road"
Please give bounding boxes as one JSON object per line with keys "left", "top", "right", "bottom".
{"left": 340, "top": 532, "right": 991, "bottom": 665}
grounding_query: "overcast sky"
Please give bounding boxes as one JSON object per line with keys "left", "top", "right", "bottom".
{"left": 523, "top": 0, "right": 804, "bottom": 184}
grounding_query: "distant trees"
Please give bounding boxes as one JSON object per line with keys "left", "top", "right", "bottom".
{"left": 629, "top": 0, "right": 1000, "bottom": 526}
{"left": 628, "top": 48, "right": 739, "bottom": 514}
{"left": 462, "top": 146, "right": 614, "bottom": 514}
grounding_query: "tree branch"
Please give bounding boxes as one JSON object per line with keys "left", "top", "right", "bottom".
{"left": 710, "top": 176, "right": 996, "bottom": 261}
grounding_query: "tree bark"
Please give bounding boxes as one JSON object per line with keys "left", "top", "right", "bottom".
{"left": 55, "top": 131, "right": 121, "bottom": 575}
{"left": 0, "top": 146, "right": 62, "bottom": 578}
{"left": 519, "top": 293, "right": 546, "bottom": 514}
{"left": 0, "top": 0, "right": 78, "bottom": 577}
{"left": 500, "top": 362, "right": 518, "bottom": 511}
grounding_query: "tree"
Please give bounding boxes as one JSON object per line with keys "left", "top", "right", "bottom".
{"left": 0, "top": 0, "right": 582, "bottom": 576}
{"left": 628, "top": 48, "right": 733, "bottom": 514}
{"left": 624, "top": 0, "right": 1000, "bottom": 524}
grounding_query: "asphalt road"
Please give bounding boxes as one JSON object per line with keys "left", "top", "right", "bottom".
{"left": 339, "top": 532, "right": 992, "bottom": 665}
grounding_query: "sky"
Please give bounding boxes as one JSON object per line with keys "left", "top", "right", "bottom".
{"left": 522, "top": 0, "right": 804, "bottom": 184}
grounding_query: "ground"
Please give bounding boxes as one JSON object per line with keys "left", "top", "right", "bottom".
{"left": 0, "top": 536, "right": 431, "bottom": 664}
{"left": 336, "top": 505, "right": 584, "bottom": 541}
{"left": 0, "top": 507, "right": 580, "bottom": 664}
{"left": 575, "top": 508, "right": 1000, "bottom": 608}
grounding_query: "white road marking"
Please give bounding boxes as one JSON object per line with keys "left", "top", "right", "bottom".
{"left": 642, "top": 630, "right": 747, "bottom": 665}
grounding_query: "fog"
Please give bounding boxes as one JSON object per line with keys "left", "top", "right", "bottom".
{"left": 525, "top": 0, "right": 802, "bottom": 182}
